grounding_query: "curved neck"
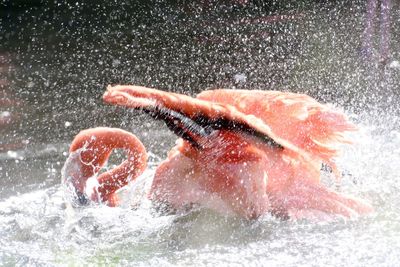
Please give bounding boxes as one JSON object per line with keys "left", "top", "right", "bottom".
{"left": 68, "top": 127, "right": 147, "bottom": 205}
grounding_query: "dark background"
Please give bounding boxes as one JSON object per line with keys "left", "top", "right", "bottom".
{"left": 1, "top": 0, "right": 399, "bottom": 148}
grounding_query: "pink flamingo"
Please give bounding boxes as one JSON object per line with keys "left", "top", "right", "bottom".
{"left": 63, "top": 85, "right": 373, "bottom": 219}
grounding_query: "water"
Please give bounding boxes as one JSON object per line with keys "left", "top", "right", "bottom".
{"left": 1, "top": 1, "right": 400, "bottom": 266}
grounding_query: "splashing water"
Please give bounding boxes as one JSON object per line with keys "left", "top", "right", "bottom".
{"left": 1, "top": 1, "right": 400, "bottom": 265}
{"left": 0, "top": 109, "right": 399, "bottom": 266}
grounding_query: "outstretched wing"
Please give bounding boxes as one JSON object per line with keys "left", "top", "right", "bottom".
{"left": 104, "top": 86, "right": 355, "bottom": 177}
{"left": 197, "top": 89, "right": 356, "bottom": 172}
{"left": 104, "top": 86, "right": 314, "bottom": 160}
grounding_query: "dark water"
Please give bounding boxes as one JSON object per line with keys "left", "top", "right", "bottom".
{"left": 1, "top": 1, "right": 400, "bottom": 266}
{"left": 2, "top": 1, "right": 398, "bottom": 144}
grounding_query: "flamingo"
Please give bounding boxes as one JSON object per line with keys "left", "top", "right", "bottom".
{"left": 62, "top": 85, "right": 373, "bottom": 220}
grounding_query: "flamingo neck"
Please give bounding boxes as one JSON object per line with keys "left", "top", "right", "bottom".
{"left": 67, "top": 127, "right": 147, "bottom": 206}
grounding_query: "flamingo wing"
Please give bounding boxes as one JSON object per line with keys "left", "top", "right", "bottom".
{"left": 197, "top": 89, "right": 357, "bottom": 176}
{"left": 104, "top": 86, "right": 314, "bottom": 160}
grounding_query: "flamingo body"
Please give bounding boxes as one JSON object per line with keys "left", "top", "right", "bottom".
{"left": 63, "top": 85, "right": 373, "bottom": 219}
